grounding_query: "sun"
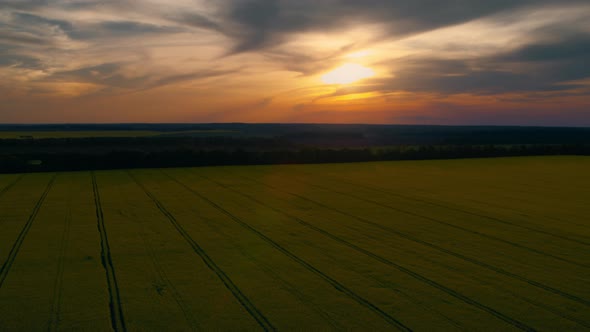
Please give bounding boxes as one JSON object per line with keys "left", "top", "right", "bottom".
{"left": 321, "top": 63, "right": 375, "bottom": 85}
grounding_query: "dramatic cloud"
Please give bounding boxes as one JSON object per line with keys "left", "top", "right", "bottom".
{"left": 0, "top": 0, "right": 589, "bottom": 124}
{"left": 213, "top": 0, "right": 589, "bottom": 53}
{"left": 358, "top": 32, "right": 590, "bottom": 96}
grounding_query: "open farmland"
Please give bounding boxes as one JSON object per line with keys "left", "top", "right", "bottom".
{"left": 0, "top": 129, "right": 238, "bottom": 139}
{"left": 0, "top": 156, "right": 589, "bottom": 331}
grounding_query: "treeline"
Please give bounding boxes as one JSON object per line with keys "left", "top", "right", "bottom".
{"left": 0, "top": 136, "right": 292, "bottom": 149}
{"left": 1, "top": 144, "right": 589, "bottom": 173}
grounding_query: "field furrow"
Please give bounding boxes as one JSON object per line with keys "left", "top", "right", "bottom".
{"left": 92, "top": 172, "right": 128, "bottom": 332}
{"left": 131, "top": 169, "right": 400, "bottom": 330}
{"left": 165, "top": 169, "right": 532, "bottom": 331}
{"left": 206, "top": 168, "right": 590, "bottom": 328}
{"left": 0, "top": 174, "right": 56, "bottom": 287}
{"left": 245, "top": 170, "right": 589, "bottom": 268}
{"left": 47, "top": 191, "right": 71, "bottom": 332}
{"left": 0, "top": 157, "right": 588, "bottom": 331}
{"left": 316, "top": 168, "right": 590, "bottom": 240}
{"left": 155, "top": 169, "right": 415, "bottom": 331}
{"left": 209, "top": 171, "right": 546, "bottom": 329}
{"left": 304, "top": 171, "right": 590, "bottom": 247}
{"left": 127, "top": 171, "right": 273, "bottom": 331}
{"left": 0, "top": 174, "right": 25, "bottom": 199}
{"left": 225, "top": 167, "right": 590, "bottom": 295}
{"left": 204, "top": 168, "right": 590, "bottom": 328}
{"left": 50, "top": 172, "right": 112, "bottom": 331}
{"left": 0, "top": 173, "right": 112, "bottom": 331}
{"left": 308, "top": 158, "right": 590, "bottom": 233}
{"left": 94, "top": 170, "right": 263, "bottom": 330}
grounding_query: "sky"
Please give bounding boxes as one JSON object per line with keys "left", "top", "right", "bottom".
{"left": 1, "top": 0, "right": 589, "bottom": 125}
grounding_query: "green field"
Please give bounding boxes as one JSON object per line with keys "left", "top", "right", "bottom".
{"left": 0, "top": 156, "right": 588, "bottom": 331}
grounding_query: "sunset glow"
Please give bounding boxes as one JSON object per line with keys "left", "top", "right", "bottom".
{"left": 0, "top": 1, "right": 589, "bottom": 125}
{"left": 321, "top": 64, "right": 375, "bottom": 85}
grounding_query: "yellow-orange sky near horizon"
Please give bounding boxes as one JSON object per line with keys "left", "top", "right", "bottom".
{"left": 1, "top": 0, "right": 589, "bottom": 125}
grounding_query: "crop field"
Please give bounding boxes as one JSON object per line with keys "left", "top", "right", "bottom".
{"left": 0, "top": 156, "right": 588, "bottom": 331}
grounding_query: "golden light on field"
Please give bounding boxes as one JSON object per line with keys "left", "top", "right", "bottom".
{"left": 321, "top": 63, "right": 375, "bottom": 85}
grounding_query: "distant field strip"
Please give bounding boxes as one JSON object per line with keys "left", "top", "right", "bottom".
{"left": 0, "top": 156, "right": 588, "bottom": 331}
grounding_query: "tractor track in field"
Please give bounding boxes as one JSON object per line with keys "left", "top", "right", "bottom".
{"left": 273, "top": 174, "right": 589, "bottom": 269}
{"left": 371, "top": 182, "right": 590, "bottom": 235}
{"left": 0, "top": 174, "right": 56, "bottom": 288}
{"left": 196, "top": 172, "right": 543, "bottom": 332}
{"left": 0, "top": 174, "right": 25, "bottom": 200}
{"left": 461, "top": 196, "right": 590, "bottom": 233}
{"left": 122, "top": 172, "right": 201, "bottom": 331}
{"left": 490, "top": 282, "right": 590, "bottom": 329}
{"left": 164, "top": 170, "right": 423, "bottom": 332}
{"left": 314, "top": 173, "right": 590, "bottom": 247}
{"left": 319, "top": 170, "right": 590, "bottom": 235}
{"left": 92, "top": 172, "right": 127, "bottom": 332}
{"left": 130, "top": 224, "right": 200, "bottom": 331}
{"left": 48, "top": 204, "right": 72, "bottom": 332}
{"left": 174, "top": 184, "right": 345, "bottom": 331}
{"left": 208, "top": 173, "right": 590, "bottom": 328}
{"left": 196, "top": 174, "right": 466, "bottom": 330}
{"left": 236, "top": 250, "right": 345, "bottom": 330}
{"left": 127, "top": 172, "right": 275, "bottom": 332}
{"left": 235, "top": 172, "right": 590, "bottom": 309}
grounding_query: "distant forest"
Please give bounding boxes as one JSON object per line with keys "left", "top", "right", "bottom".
{"left": 1, "top": 124, "right": 589, "bottom": 173}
